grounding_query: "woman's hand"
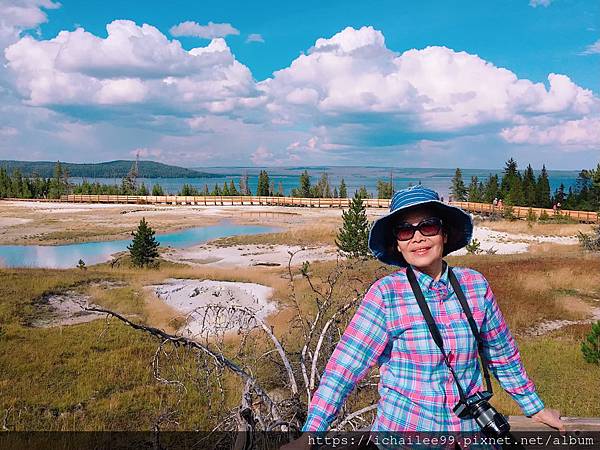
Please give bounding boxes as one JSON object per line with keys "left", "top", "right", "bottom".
{"left": 280, "top": 433, "right": 311, "bottom": 450}
{"left": 531, "top": 408, "right": 566, "bottom": 432}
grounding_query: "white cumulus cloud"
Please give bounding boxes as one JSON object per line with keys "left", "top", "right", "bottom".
{"left": 260, "top": 26, "right": 598, "bottom": 144}
{"left": 4, "top": 20, "right": 262, "bottom": 114}
{"left": 501, "top": 117, "right": 600, "bottom": 147}
{"left": 169, "top": 21, "right": 239, "bottom": 39}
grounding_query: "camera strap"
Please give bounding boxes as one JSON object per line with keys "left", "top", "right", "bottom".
{"left": 406, "top": 263, "right": 493, "bottom": 404}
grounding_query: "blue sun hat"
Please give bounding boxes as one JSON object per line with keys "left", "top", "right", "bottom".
{"left": 368, "top": 185, "right": 473, "bottom": 267}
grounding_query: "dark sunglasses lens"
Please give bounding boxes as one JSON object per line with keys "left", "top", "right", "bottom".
{"left": 419, "top": 221, "right": 441, "bottom": 236}
{"left": 395, "top": 226, "right": 414, "bottom": 241}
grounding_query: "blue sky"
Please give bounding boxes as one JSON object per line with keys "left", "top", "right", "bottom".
{"left": 0, "top": 0, "right": 598, "bottom": 169}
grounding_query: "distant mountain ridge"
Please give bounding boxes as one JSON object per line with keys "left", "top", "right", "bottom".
{"left": 0, "top": 160, "right": 221, "bottom": 179}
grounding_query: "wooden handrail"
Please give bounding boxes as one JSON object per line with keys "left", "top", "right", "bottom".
{"left": 2, "top": 196, "right": 598, "bottom": 223}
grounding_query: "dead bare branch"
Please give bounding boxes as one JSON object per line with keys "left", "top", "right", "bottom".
{"left": 84, "top": 305, "right": 282, "bottom": 423}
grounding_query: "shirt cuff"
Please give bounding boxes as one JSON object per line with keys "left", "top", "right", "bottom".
{"left": 302, "top": 414, "right": 330, "bottom": 433}
{"left": 515, "top": 391, "right": 545, "bottom": 417}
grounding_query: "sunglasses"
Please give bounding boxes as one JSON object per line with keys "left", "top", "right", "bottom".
{"left": 393, "top": 217, "right": 443, "bottom": 241}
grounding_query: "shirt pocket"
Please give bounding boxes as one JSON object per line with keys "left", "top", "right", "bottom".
{"left": 388, "top": 314, "right": 445, "bottom": 366}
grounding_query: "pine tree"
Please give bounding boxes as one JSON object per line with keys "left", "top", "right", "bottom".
{"left": 522, "top": 164, "right": 537, "bottom": 206}
{"left": 376, "top": 179, "right": 393, "bottom": 199}
{"left": 229, "top": 180, "right": 239, "bottom": 195}
{"left": 339, "top": 178, "right": 347, "bottom": 198}
{"left": 500, "top": 158, "right": 519, "bottom": 197}
{"left": 467, "top": 176, "right": 482, "bottom": 202}
{"left": 257, "top": 170, "right": 270, "bottom": 196}
{"left": 450, "top": 168, "right": 467, "bottom": 201}
{"left": 137, "top": 183, "right": 149, "bottom": 196}
{"left": 49, "top": 161, "right": 64, "bottom": 199}
{"left": 222, "top": 181, "right": 230, "bottom": 196}
{"left": 356, "top": 185, "right": 369, "bottom": 199}
{"left": 299, "top": 170, "right": 311, "bottom": 197}
{"left": 335, "top": 191, "right": 371, "bottom": 258}
{"left": 151, "top": 183, "right": 165, "bottom": 196}
{"left": 536, "top": 165, "right": 551, "bottom": 208}
{"left": 128, "top": 217, "right": 160, "bottom": 268}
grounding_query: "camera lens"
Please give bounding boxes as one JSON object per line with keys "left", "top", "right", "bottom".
{"left": 471, "top": 401, "right": 510, "bottom": 438}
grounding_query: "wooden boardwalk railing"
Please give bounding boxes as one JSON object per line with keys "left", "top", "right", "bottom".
{"left": 450, "top": 201, "right": 599, "bottom": 224}
{"left": 2, "top": 195, "right": 598, "bottom": 223}
{"left": 55, "top": 194, "right": 393, "bottom": 208}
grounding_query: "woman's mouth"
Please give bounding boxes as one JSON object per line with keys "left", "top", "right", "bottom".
{"left": 413, "top": 247, "right": 430, "bottom": 256}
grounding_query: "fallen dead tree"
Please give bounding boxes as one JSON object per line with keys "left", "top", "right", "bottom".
{"left": 85, "top": 250, "right": 389, "bottom": 444}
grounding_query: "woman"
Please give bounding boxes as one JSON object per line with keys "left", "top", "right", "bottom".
{"left": 284, "top": 185, "right": 564, "bottom": 449}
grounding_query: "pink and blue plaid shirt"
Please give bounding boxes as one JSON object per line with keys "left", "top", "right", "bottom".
{"left": 302, "top": 264, "right": 544, "bottom": 433}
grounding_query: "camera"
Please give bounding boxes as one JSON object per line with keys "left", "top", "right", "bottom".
{"left": 453, "top": 391, "right": 510, "bottom": 438}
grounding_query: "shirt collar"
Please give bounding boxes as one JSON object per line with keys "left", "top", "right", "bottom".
{"left": 409, "top": 260, "right": 449, "bottom": 292}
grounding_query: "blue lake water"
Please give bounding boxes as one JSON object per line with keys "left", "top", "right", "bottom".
{"left": 70, "top": 166, "right": 581, "bottom": 199}
{"left": 0, "top": 222, "right": 278, "bottom": 269}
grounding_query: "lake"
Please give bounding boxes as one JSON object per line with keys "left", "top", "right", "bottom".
{"left": 0, "top": 222, "right": 278, "bottom": 269}
{"left": 70, "top": 166, "right": 581, "bottom": 199}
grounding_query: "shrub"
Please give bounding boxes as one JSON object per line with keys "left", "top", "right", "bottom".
{"left": 502, "top": 203, "right": 516, "bottom": 221}
{"left": 581, "top": 321, "right": 600, "bottom": 365}
{"left": 539, "top": 210, "right": 550, "bottom": 221}
{"left": 578, "top": 226, "right": 600, "bottom": 252}
{"left": 465, "top": 238, "right": 482, "bottom": 254}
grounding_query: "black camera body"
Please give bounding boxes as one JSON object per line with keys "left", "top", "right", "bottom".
{"left": 453, "top": 391, "right": 510, "bottom": 438}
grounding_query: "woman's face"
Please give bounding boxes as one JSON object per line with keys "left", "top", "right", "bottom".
{"left": 395, "top": 208, "right": 447, "bottom": 270}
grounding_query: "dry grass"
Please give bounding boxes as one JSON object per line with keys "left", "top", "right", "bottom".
{"left": 3, "top": 239, "right": 600, "bottom": 430}
{"left": 478, "top": 219, "right": 594, "bottom": 237}
{"left": 213, "top": 223, "right": 340, "bottom": 247}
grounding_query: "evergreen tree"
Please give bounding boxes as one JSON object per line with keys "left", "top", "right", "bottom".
{"left": 356, "top": 185, "right": 369, "bottom": 199}
{"left": 591, "top": 163, "right": 600, "bottom": 211}
{"left": 339, "top": 178, "right": 348, "bottom": 198}
{"left": 49, "top": 161, "right": 64, "bottom": 199}
{"left": 522, "top": 164, "right": 537, "bottom": 206}
{"left": 552, "top": 183, "right": 566, "bottom": 206}
{"left": 151, "top": 183, "right": 165, "bottom": 196}
{"left": 257, "top": 170, "right": 270, "bottom": 196}
{"left": 128, "top": 217, "right": 160, "bottom": 268}
{"left": 229, "top": 180, "right": 239, "bottom": 195}
{"left": 179, "top": 184, "right": 199, "bottom": 196}
{"left": 211, "top": 183, "right": 221, "bottom": 196}
{"left": 450, "top": 168, "right": 467, "bottom": 201}
{"left": 501, "top": 158, "right": 524, "bottom": 205}
{"left": 277, "top": 181, "right": 284, "bottom": 196}
{"left": 500, "top": 158, "right": 519, "bottom": 197}
{"left": 467, "top": 176, "right": 482, "bottom": 202}
{"left": 536, "top": 165, "right": 551, "bottom": 208}
{"left": 335, "top": 191, "right": 371, "bottom": 258}
{"left": 222, "top": 181, "right": 230, "bottom": 196}
{"left": 333, "top": 186, "right": 338, "bottom": 198}
{"left": 376, "top": 179, "right": 394, "bottom": 199}
{"left": 299, "top": 170, "right": 311, "bottom": 197}
{"left": 137, "top": 183, "right": 149, "bottom": 196}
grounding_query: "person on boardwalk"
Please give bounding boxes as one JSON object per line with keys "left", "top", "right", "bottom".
{"left": 282, "top": 185, "right": 563, "bottom": 450}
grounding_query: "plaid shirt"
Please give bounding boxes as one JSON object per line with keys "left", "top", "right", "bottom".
{"left": 302, "top": 264, "right": 544, "bottom": 433}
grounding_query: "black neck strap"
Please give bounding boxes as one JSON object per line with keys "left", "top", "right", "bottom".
{"left": 406, "top": 263, "right": 493, "bottom": 403}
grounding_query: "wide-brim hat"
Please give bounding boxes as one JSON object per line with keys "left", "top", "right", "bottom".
{"left": 368, "top": 185, "right": 473, "bottom": 267}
